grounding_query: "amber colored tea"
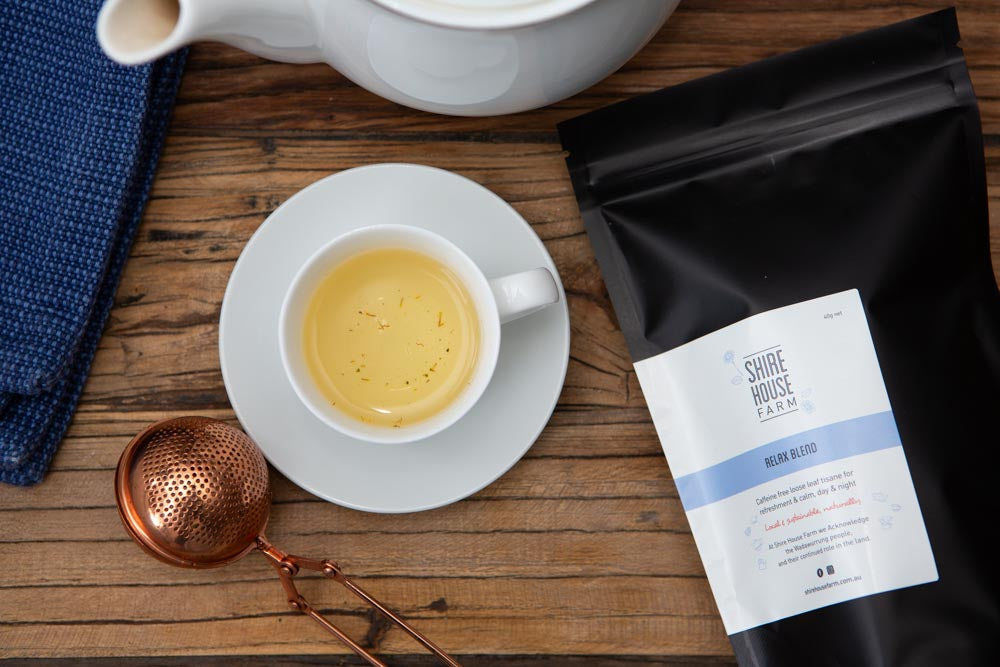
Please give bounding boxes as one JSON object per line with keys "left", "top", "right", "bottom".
{"left": 302, "top": 248, "right": 479, "bottom": 428}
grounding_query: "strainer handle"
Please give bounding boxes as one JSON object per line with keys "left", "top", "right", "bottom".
{"left": 258, "top": 538, "right": 461, "bottom": 667}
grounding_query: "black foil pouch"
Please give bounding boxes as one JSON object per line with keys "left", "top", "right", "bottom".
{"left": 559, "top": 9, "right": 999, "bottom": 666}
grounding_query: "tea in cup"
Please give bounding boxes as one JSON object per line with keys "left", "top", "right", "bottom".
{"left": 279, "top": 224, "right": 559, "bottom": 443}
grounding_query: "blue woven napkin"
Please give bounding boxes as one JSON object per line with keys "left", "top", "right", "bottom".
{"left": 0, "top": 1, "right": 186, "bottom": 484}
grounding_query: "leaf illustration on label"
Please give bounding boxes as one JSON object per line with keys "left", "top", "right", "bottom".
{"left": 724, "top": 349, "right": 743, "bottom": 385}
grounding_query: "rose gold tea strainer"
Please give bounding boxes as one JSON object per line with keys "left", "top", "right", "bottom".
{"left": 114, "top": 416, "right": 460, "bottom": 667}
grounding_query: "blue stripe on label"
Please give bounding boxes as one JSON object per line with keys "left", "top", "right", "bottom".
{"left": 674, "top": 411, "right": 900, "bottom": 511}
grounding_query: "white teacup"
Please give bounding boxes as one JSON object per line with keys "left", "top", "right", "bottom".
{"left": 279, "top": 224, "right": 559, "bottom": 444}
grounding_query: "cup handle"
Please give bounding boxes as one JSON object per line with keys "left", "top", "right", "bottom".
{"left": 488, "top": 268, "right": 559, "bottom": 325}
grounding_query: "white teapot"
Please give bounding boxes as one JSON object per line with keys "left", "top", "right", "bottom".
{"left": 97, "top": 0, "right": 679, "bottom": 116}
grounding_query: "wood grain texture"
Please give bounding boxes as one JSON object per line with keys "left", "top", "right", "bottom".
{"left": 0, "top": 659, "right": 736, "bottom": 667}
{"left": 2, "top": 0, "right": 999, "bottom": 662}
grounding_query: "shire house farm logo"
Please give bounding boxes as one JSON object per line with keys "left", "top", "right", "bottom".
{"left": 724, "top": 345, "right": 800, "bottom": 422}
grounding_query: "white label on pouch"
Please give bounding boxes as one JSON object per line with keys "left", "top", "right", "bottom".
{"left": 633, "top": 289, "right": 937, "bottom": 635}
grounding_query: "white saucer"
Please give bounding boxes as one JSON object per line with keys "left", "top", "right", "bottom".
{"left": 219, "top": 164, "right": 570, "bottom": 513}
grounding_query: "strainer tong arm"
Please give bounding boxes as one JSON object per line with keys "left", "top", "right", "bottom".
{"left": 257, "top": 536, "right": 461, "bottom": 667}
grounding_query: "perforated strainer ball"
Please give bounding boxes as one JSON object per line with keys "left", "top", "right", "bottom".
{"left": 115, "top": 416, "right": 272, "bottom": 568}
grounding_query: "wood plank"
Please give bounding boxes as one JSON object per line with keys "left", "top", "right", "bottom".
{"left": 0, "top": 456, "right": 678, "bottom": 512}
{"left": 0, "top": 497, "right": 688, "bottom": 542}
{"left": 1, "top": 614, "right": 728, "bottom": 658}
{"left": 36, "top": 406, "right": 663, "bottom": 472}
{"left": 0, "top": 529, "right": 705, "bottom": 587}
{"left": 1, "top": 577, "right": 718, "bottom": 624}
{"left": 0, "top": 658, "right": 737, "bottom": 667}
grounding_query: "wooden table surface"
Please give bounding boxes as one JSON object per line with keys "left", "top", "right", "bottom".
{"left": 2, "top": 1, "right": 998, "bottom": 664}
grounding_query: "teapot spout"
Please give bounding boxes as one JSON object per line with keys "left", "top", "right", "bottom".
{"left": 97, "top": 0, "right": 184, "bottom": 65}
{"left": 97, "top": 0, "right": 323, "bottom": 66}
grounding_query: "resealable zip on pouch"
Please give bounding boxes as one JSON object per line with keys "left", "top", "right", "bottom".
{"left": 559, "top": 9, "right": 1000, "bottom": 666}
